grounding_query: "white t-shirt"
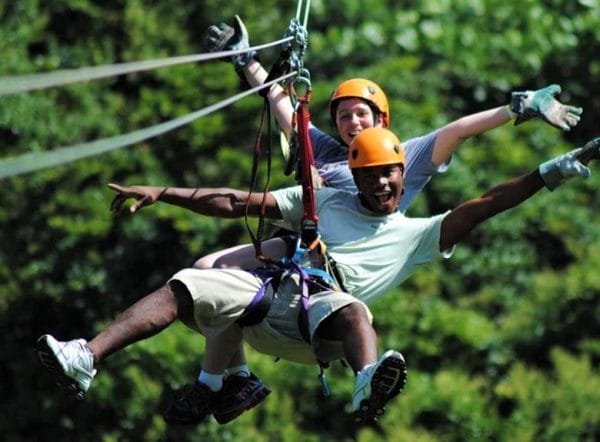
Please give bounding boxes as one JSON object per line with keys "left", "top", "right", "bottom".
{"left": 271, "top": 185, "right": 449, "bottom": 304}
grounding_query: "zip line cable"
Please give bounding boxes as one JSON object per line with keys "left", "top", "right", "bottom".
{"left": 0, "top": 1, "right": 312, "bottom": 179}
{"left": 296, "top": 0, "right": 311, "bottom": 28}
{"left": 0, "top": 72, "right": 296, "bottom": 179}
{"left": 0, "top": 37, "right": 292, "bottom": 97}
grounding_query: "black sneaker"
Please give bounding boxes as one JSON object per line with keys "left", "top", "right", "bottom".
{"left": 212, "top": 373, "right": 271, "bottom": 424}
{"left": 163, "top": 381, "right": 216, "bottom": 426}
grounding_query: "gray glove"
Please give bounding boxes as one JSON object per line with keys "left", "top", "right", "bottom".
{"left": 538, "top": 137, "right": 600, "bottom": 190}
{"left": 510, "top": 84, "right": 583, "bottom": 131}
{"left": 203, "top": 15, "right": 257, "bottom": 71}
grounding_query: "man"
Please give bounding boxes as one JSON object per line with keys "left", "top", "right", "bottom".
{"left": 36, "top": 127, "right": 600, "bottom": 424}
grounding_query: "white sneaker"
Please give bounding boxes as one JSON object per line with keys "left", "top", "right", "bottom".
{"left": 36, "top": 334, "right": 97, "bottom": 399}
{"left": 351, "top": 349, "right": 407, "bottom": 423}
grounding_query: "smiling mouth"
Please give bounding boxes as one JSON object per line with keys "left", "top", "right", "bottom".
{"left": 374, "top": 191, "right": 392, "bottom": 205}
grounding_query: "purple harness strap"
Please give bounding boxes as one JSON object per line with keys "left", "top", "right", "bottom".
{"left": 237, "top": 262, "right": 338, "bottom": 345}
{"left": 235, "top": 268, "right": 279, "bottom": 327}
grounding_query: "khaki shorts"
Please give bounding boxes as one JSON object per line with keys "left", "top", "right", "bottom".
{"left": 169, "top": 268, "right": 372, "bottom": 365}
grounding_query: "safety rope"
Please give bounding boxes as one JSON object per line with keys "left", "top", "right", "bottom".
{"left": 295, "top": 0, "right": 311, "bottom": 26}
{"left": 0, "top": 38, "right": 292, "bottom": 97}
{"left": 0, "top": 72, "right": 296, "bottom": 180}
{"left": 244, "top": 88, "right": 276, "bottom": 263}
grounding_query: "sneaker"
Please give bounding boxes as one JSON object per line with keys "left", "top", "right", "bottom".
{"left": 351, "top": 350, "right": 407, "bottom": 423}
{"left": 35, "top": 334, "right": 97, "bottom": 400}
{"left": 212, "top": 373, "right": 271, "bottom": 424}
{"left": 163, "top": 372, "right": 271, "bottom": 426}
{"left": 163, "top": 381, "right": 217, "bottom": 426}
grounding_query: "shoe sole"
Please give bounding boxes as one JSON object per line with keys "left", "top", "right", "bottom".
{"left": 213, "top": 385, "right": 272, "bottom": 425}
{"left": 35, "top": 335, "right": 86, "bottom": 400}
{"left": 353, "top": 354, "right": 407, "bottom": 424}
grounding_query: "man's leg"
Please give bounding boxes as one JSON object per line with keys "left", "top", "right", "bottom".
{"left": 177, "top": 241, "right": 288, "bottom": 424}
{"left": 315, "top": 302, "right": 379, "bottom": 372}
{"left": 193, "top": 244, "right": 254, "bottom": 269}
{"left": 36, "top": 284, "right": 187, "bottom": 398}
{"left": 193, "top": 237, "right": 288, "bottom": 270}
{"left": 89, "top": 284, "right": 184, "bottom": 361}
{"left": 315, "top": 302, "right": 407, "bottom": 423}
{"left": 162, "top": 271, "right": 273, "bottom": 426}
{"left": 203, "top": 326, "right": 271, "bottom": 424}
{"left": 163, "top": 324, "right": 271, "bottom": 426}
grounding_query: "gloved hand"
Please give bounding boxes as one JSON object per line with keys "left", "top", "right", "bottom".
{"left": 510, "top": 84, "right": 583, "bottom": 131}
{"left": 203, "top": 15, "right": 257, "bottom": 71}
{"left": 574, "top": 137, "right": 600, "bottom": 165}
{"left": 537, "top": 138, "right": 600, "bottom": 190}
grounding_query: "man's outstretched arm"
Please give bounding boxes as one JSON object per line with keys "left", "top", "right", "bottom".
{"left": 439, "top": 137, "right": 600, "bottom": 251}
{"left": 107, "top": 183, "right": 282, "bottom": 219}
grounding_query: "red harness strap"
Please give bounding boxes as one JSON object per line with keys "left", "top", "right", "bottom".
{"left": 295, "top": 89, "right": 320, "bottom": 251}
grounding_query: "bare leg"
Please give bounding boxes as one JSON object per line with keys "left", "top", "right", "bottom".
{"left": 193, "top": 238, "right": 288, "bottom": 270}
{"left": 226, "top": 343, "right": 246, "bottom": 368}
{"left": 88, "top": 284, "right": 187, "bottom": 363}
{"left": 315, "top": 303, "right": 378, "bottom": 372}
{"left": 202, "top": 325, "right": 244, "bottom": 373}
{"left": 193, "top": 244, "right": 255, "bottom": 269}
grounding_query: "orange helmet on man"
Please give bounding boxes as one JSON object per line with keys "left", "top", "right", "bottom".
{"left": 330, "top": 78, "right": 390, "bottom": 128}
{"left": 348, "top": 127, "right": 404, "bottom": 169}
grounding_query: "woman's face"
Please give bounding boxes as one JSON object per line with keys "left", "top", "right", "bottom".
{"left": 335, "top": 98, "right": 383, "bottom": 146}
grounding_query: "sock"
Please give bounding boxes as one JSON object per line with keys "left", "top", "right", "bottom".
{"left": 226, "top": 364, "right": 251, "bottom": 377}
{"left": 197, "top": 370, "right": 224, "bottom": 392}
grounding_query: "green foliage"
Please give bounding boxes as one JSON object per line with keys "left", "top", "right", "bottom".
{"left": 1, "top": 1, "right": 599, "bottom": 441}
{"left": 496, "top": 349, "right": 600, "bottom": 442}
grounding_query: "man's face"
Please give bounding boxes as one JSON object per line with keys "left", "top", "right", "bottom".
{"left": 335, "top": 98, "right": 383, "bottom": 146}
{"left": 353, "top": 164, "right": 404, "bottom": 215}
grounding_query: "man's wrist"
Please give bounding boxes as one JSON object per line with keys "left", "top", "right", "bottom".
{"left": 505, "top": 104, "right": 517, "bottom": 120}
{"left": 538, "top": 159, "right": 564, "bottom": 191}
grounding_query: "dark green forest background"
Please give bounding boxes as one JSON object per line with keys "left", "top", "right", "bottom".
{"left": 1, "top": 1, "right": 599, "bottom": 441}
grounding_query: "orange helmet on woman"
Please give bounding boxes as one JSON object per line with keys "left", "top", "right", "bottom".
{"left": 329, "top": 78, "right": 390, "bottom": 128}
{"left": 348, "top": 127, "right": 404, "bottom": 169}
